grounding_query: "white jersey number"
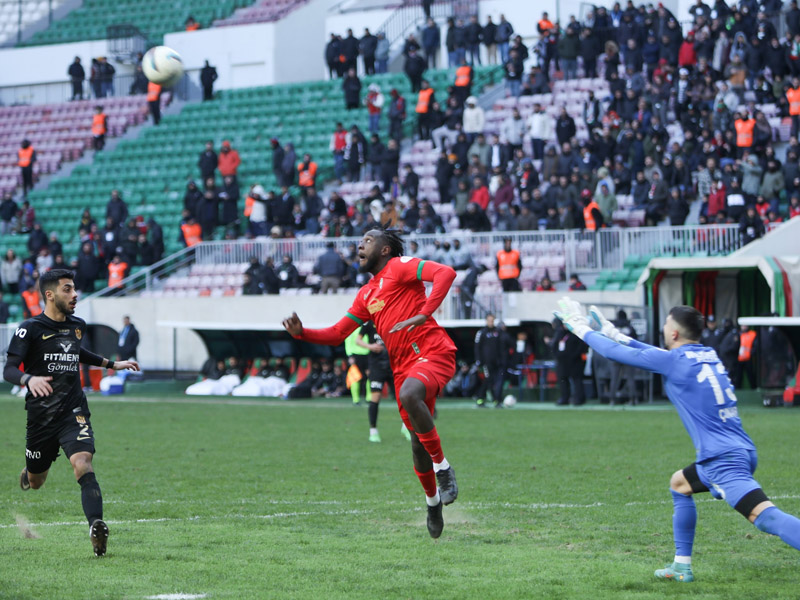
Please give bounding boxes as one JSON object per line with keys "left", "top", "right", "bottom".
{"left": 696, "top": 363, "right": 736, "bottom": 405}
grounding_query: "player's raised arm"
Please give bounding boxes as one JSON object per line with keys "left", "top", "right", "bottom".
{"left": 283, "top": 311, "right": 361, "bottom": 345}
{"left": 556, "top": 297, "right": 673, "bottom": 375}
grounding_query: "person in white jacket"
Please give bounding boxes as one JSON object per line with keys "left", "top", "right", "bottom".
{"left": 527, "top": 103, "right": 553, "bottom": 160}
{"left": 461, "top": 96, "right": 485, "bottom": 144}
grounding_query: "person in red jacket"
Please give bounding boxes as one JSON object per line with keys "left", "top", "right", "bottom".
{"left": 706, "top": 180, "right": 726, "bottom": 218}
{"left": 678, "top": 31, "right": 697, "bottom": 68}
{"left": 218, "top": 141, "right": 241, "bottom": 182}
{"left": 282, "top": 228, "right": 458, "bottom": 539}
{"left": 469, "top": 176, "right": 490, "bottom": 210}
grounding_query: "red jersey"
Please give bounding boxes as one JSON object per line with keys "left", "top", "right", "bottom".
{"left": 298, "top": 257, "right": 457, "bottom": 375}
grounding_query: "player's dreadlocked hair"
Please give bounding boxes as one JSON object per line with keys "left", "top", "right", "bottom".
{"left": 375, "top": 224, "right": 404, "bottom": 258}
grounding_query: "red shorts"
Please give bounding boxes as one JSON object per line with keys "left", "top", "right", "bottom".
{"left": 394, "top": 351, "right": 456, "bottom": 431}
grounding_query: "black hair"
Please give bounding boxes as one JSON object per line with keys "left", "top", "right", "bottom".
{"left": 668, "top": 305, "right": 704, "bottom": 341}
{"left": 370, "top": 225, "right": 404, "bottom": 258}
{"left": 39, "top": 268, "right": 74, "bottom": 296}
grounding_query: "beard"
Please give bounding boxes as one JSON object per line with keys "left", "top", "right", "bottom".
{"left": 55, "top": 297, "right": 75, "bottom": 315}
{"left": 358, "top": 254, "right": 378, "bottom": 273}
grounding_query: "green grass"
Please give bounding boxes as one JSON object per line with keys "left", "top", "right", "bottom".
{"left": 1, "top": 394, "right": 799, "bottom": 599}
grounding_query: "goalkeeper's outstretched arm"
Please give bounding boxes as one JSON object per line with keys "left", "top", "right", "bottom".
{"left": 584, "top": 331, "right": 673, "bottom": 375}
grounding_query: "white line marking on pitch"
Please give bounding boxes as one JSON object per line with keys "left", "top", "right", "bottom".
{"left": 3, "top": 495, "right": 800, "bottom": 531}
{"left": 145, "top": 595, "right": 208, "bottom": 600}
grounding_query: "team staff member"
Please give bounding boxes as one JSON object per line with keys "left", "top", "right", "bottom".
{"left": 415, "top": 80, "right": 436, "bottom": 140}
{"left": 556, "top": 299, "right": 800, "bottom": 583}
{"left": 473, "top": 313, "right": 508, "bottom": 407}
{"left": 6, "top": 269, "right": 139, "bottom": 556}
{"left": 283, "top": 228, "right": 458, "bottom": 538}
{"left": 18, "top": 139, "right": 36, "bottom": 198}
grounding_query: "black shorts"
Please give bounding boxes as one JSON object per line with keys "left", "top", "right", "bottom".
{"left": 368, "top": 365, "right": 392, "bottom": 388}
{"left": 25, "top": 410, "right": 95, "bottom": 474}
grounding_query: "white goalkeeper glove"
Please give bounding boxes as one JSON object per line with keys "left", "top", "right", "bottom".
{"left": 588, "top": 305, "right": 632, "bottom": 345}
{"left": 553, "top": 297, "right": 592, "bottom": 341}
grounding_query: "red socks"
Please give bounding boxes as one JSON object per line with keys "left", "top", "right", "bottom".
{"left": 414, "top": 467, "right": 438, "bottom": 498}
{"left": 416, "top": 427, "right": 444, "bottom": 464}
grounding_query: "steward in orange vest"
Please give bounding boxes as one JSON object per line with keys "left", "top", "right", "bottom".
{"left": 180, "top": 218, "right": 203, "bottom": 247}
{"left": 21, "top": 287, "right": 42, "bottom": 317}
{"left": 496, "top": 238, "right": 522, "bottom": 292}
{"left": 297, "top": 154, "right": 318, "bottom": 188}
{"left": 107, "top": 256, "right": 128, "bottom": 289}
{"left": 581, "top": 190, "right": 604, "bottom": 231}
{"left": 734, "top": 114, "right": 755, "bottom": 153}
{"left": 788, "top": 78, "right": 800, "bottom": 137}
{"left": 738, "top": 327, "right": 756, "bottom": 362}
{"left": 147, "top": 81, "right": 162, "bottom": 126}
{"left": 18, "top": 139, "right": 36, "bottom": 197}
{"left": 92, "top": 105, "right": 107, "bottom": 151}
{"left": 453, "top": 61, "right": 473, "bottom": 105}
{"left": 415, "top": 81, "right": 435, "bottom": 140}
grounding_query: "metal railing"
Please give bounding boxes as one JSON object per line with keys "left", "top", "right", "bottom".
{"left": 87, "top": 224, "right": 744, "bottom": 298}
{"left": 376, "top": 0, "right": 477, "bottom": 51}
{"left": 0, "top": 71, "right": 191, "bottom": 107}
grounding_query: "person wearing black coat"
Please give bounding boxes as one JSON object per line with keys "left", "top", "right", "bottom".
{"left": 200, "top": 60, "right": 218, "bottom": 101}
{"left": 360, "top": 28, "right": 378, "bottom": 74}
{"left": 739, "top": 206, "right": 766, "bottom": 244}
{"left": 75, "top": 242, "right": 101, "bottom": 293}
{"left": 220, "top": 175, "right": 240, "bottom": 227}
{"left": 404, "top": 48, "right": 427, "bottom": 93}
{"left": 341, "top": 29, "right": 360, "bottom": 72}
{"left": 342, "top": 68, "right": 362, "bottom": 109}
{"left": 146, "top": 217, "right": 164, "bottom": 262}
{"left": 380, "top": 138, "right": 400, "bottom": 192}
{"left": 105, "top": 190, "right": 128, "bottom": 228}
{"left": 483, "top": 16, "right": 498, "bottom": 64}
{"left": 281, "top": 143, "right": 296, "bottom": 187}
{"left": 422, "top": 18, "right": 441, "bottom": 68}
{"left": 464, "top": 15, "right": 483, "bottom": 65}
{"left": 580, "top": 29, "right": 600, "bottom": 78}
{"left": 183, "top": 181, "right": 203, "bottom": 218}
{"left": 197, "top": 187, "right": 219, "bottom": 240}
{"left": 555, "top": 109, "right": 577, "bottom": 145}
{"left": 198, "top": 141, "right": 218, "bottom": 181}
{"left": 325, "top": 34, "right": 343, "bottom": 78}
{"left": 549, "top": 319, "right": 587, "bottom": 405}
{"left": 68, "top": 57, "right": 85, "bottom": 100}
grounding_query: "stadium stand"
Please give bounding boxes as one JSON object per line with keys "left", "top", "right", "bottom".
{"left": 0, "top": 0, "right": 67, "bottom": 45}
{"left": 20, "top": 0, "right": 259, "bottom": 46}
{"left": 213, "top": 0, "right": 310, "bottom": 27}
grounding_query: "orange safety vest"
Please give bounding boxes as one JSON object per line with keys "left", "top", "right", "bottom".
{"left": 297, "top": 161, "right": 318, "bottom": 187}
{"left": 244, "top": 195, "right": 255, "bottom": 218}
{"left": 186, "top": 22, "right": 200, "bottom": 31}
{"left": 147, "top": 81, "right": 162, "bottom": 102}
{"left": 91, "top": 113, "right": 107, "bottom": 136}
{"left": 454, "top": 65, "right": 472, "bottom": 87}
{"left": 538, "top": 18, "right": 554, "bottom": 32}
{"left": 22, "top": 289, "right": 42, "bottom": 316}
{"left": 788, "top": 88, "right": 800, "bottom": 115}
{"left": 108, "top": 262, "right": 128, "bottom": 288}
{"left": 181, "top": 222, "right": 202, "bottom": 247}
{"left": 734, "top": 118, "right": 755, "bottom": 148}
{"left": 496, "top": 249, "right": 520, "bottom": 280}
{"left": 583, "top": 200, "right": 600, "bottom": 231}
{"left": 18, "top": 146, "right": 34, "bottom": 168}
{"left": 416, "top": 88, "right": 434, "bottom": 113}
{"left": 738, "top": 329, "right": 756, "bottom": 362}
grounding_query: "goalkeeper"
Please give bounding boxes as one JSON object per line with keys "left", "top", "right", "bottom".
{"left": 554, "top": 298, "right": 800, "bottom": 583}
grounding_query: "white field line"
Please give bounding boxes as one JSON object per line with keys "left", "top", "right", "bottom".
{"left": 3, "top": 495, "right": 800, "bottom": 531}
{"left": 145, "top": 595, "right": 208, "bottom": 600}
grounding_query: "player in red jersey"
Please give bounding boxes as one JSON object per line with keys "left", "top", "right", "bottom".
{"left": 283, "top": 228, "right": 458, "bottom": 538}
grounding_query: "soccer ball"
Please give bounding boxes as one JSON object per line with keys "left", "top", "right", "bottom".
{"left": 142, "top": 46, "right": 184, "bottom": 87}
{"left": 503, "top": 394, "right": 517, "bottom": 408}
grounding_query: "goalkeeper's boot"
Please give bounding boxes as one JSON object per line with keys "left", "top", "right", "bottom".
{"left": 654, "top": 562, "right": 694, "bottom": 583}
{"left": 426, "top": 500, "right": 444, "bottom": 538}
{"left": 401, "top": 424, "right": 411, "bottom": 441}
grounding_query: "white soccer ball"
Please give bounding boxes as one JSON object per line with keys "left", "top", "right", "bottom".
{"left": 503, "top": 394, "right": 517, "bottom": 408}
{"left": 142, "top": 46, "right": 184, "bottom": 87}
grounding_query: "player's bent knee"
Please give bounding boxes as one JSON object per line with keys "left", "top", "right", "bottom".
{"left": 669, "top": 470, "right": 692, "bottom": 494}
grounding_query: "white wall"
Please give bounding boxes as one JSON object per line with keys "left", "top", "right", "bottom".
{"left": 75, "top": 287, "right": 643, "bottom": 371}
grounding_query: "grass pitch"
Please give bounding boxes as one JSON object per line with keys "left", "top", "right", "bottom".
{"left": 1, "top": 391, "right": 799, "bottom": 600}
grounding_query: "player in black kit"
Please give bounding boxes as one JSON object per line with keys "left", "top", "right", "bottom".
{"left": 4, "top": 269, "right": 139, "bottom": 556}
{"left": 357, "top": 321, "right": 411, "bottom": 443}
